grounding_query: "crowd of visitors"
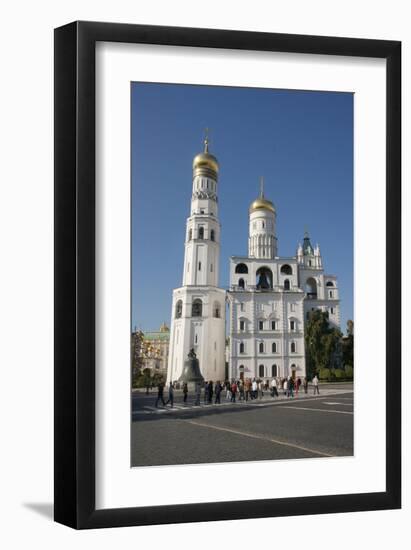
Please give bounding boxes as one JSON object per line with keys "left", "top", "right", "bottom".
{"left": 155, "top": 375, "right": 320, "bottom": 408}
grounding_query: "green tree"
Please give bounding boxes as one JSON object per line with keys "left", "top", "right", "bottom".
{"left": 305, "top": 310, "right": 342, "bottom": 378}
{"left": 342, "top": 320, "right": 354, "bottom": 369}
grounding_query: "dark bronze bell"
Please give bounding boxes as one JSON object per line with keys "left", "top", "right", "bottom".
{"left": 178, "top": 354, "right": 204, "bottom": 383}
{"left": 257, "top": 271, "right": 270, "bottom": 290}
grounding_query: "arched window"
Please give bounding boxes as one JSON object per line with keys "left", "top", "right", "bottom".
{"left": 290, "top": 320, "right": 295, "bottom": 331}
{"left": 238, "top": 278, "right": 245, "bottom": 289}
{"left": 239, "top": 365, "right": 245, "bottom": 380}
{"left": 280, "top": 264, "right": 292, "bottom": 275}
{"left": 329, "top": 290, "right": 333, "bottom": 298}
{"left": 213, "top": 301, "right": 221, "bottom": 318}
{"left": 259, "top": 342, "right": 264, "bottom": 353}
{"left": 284, "top": 279, "right": 290, "bottom": 291}
{"left": 175, "top": 300, "right": 183, "bottom": 319}
{"left": 235, "top": 263, "right": 248, "bottom": 274}
{"left": 210, "top": 229, "right": 215, "bottom": 241}
{"left": 291, "top": 342, "right": 296, "bottom": 353}
{"left": 259, "top": 364, "right": 265, "bottom": 378}
{"left": 306, "top": 277, "right": 317, "bottom": 299}
{"left": 198, "top": 227, "right": 204, "bottom": 239}
{"left": 271, "top": 364, "right": 277, "bottom": 377}
{"left": 256, "top": 267, "right": 273, "bottom": 290}
{"left": 239, "top": 342, "right": 244, "bottom": 353}
{"left": 188, "top": 229, "right": 192, "bottom": 240}
{"left": 191, "top": 299, "right": 202, "bottom": 317}
{"left": 272, "top": 342, "right": 277, "bottom": 353}
{"left": 326, "top": 281, "right": 334, "bottom": 287}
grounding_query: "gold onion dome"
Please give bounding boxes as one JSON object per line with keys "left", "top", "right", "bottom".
{"left": 159, "top": 322, "right": 169, "bottom": 333}
{"left": 249, "top": 177, "right": 275, "bottom": 213}
{"left": 193, "top": 134, "right": 219, "bottom": 180}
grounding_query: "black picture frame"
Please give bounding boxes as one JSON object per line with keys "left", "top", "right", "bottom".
{"left": 54, "top": 21, "right": 401, "bottom": 529}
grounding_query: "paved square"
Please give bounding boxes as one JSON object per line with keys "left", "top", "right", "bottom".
{"left": 131, "top": 382, "right": 353, "bottom": 467}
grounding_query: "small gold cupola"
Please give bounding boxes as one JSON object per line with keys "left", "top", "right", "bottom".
{"left": 249, "top": 177, "right": 275, "bottom": 214}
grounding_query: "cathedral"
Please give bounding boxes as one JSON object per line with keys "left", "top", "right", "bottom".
{"left": 167, "top": 137, "right": 340, "bottom": 384}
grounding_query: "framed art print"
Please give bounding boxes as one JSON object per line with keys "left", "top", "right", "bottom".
{"left": 54, "top": 21, "right": 401, "bottom": 528}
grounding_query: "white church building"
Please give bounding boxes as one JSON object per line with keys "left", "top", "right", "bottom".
{"left": 167, "top": 138, "right": 340, "bottom": 383}
{"left": 227, "top": 181, "right": 340, "bottom": 382}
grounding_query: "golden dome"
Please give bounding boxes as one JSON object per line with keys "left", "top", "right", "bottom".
{"left": 159, "top": 322, "right": 169, "bottom": 333}
{"left": 249, "top": 196, "right": 275, "bottom": 214}
{"left": 192, "top": 152, "right": 219, "bottom": 173}
{"left": 249, "top": 177, "right": 275, "bottom": 214}
{"left": 192, "top": 133, "right": 219, "bottom": 179}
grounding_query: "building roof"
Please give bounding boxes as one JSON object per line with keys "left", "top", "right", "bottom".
{"left": 302, "top": 231, "right": 314, "bottom": 255}
{"left": 144, "top": 332, "right": 170, "bottom": 341}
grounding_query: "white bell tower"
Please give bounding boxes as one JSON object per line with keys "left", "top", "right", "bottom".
{"left": 182, "top": 133, "right": 221, "bottom": 287}
{"left": 167, "top": 133, "right": 226, "bottom": 383}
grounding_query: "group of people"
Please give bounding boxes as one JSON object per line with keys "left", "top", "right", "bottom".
{"left": 155, "top": 375, "right": 320, "bottom": 407}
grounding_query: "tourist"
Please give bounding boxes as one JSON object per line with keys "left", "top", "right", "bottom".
{"left": 252, "top": 378, "right": 258, "bottom": 399}
{"left": 194, "top": 382, "right": 201, "bottom": 406}
{"left": 303, "top": 377, "right": 308, "bottom": 394}
{"left": 155, "top": 380, "right": 166, "bottom": 407}
{"left": 271, "top": 377, "right": 278, "bottom": 397}
{"left": 183, "top": 382, "right": 188, "bottom": 404}
{"left": 258, "top": 379, "right": 264, "bottom": 399}
{"left": 225, "top": 380, "right": 231, "bottom": 401}
{"left": 313, "top": 374, "right": 320, "bottom": 395}
{"left": 165, "top": 381, "right": 174, "bottom": 408}
{"left": 215, "top": 381, "right": 222, "bottom": 404}
{"left": 204, "top": 381, "right": 209, "bottom": 404}
{"left": 208, "top": 380, "right": 214, "bottom": 404}
{"left": 245, "top": 378, "right": 251, "bottom": 401}
{"left": 288, "top": 377, "right": 294, "bottom": 398}
{"left": 231, "top": 380, "right": 237, "bottom": 403}
{"left": 239, "top": 381, "right": 245, "bottom": 401}
{"left": 283, "top": 378, "right": 288, "bottom": 397}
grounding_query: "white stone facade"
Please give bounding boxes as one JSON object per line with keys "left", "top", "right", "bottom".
{"left": 228, "top": 196, "right": 340, "bottom": 382}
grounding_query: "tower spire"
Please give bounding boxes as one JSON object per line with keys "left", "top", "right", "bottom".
{"left": 204, "top": 127, "right": 209, "bottom": 153}
{"left": 260, "top": 176, "right": 265, "bottom": 198}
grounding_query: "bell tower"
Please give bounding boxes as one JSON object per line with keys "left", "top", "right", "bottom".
{"left": 182, "top": 131, "right": 221, "bottom": 287}
{"left": 167, "top": 132, "right": 226, "bottom": 384}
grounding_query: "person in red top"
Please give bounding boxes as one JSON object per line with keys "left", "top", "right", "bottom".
{"left": 231, "top": 381, "right": 237, "bottom": 403}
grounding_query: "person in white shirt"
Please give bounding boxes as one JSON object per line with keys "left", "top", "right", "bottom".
{"left": 270, "top": 377, "right": 278, "bottom": 397}
{"left": 252, "top": 378, "right": 258, "bottom": 400}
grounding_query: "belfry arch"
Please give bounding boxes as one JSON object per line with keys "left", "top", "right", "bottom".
{"left": 256, "top": 266, "right": 273, "bottom": 290}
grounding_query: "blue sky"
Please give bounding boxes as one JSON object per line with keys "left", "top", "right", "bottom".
{"left": 131, "top": 83, "right": 353, "bottom": 333}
